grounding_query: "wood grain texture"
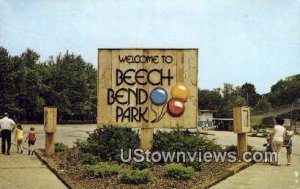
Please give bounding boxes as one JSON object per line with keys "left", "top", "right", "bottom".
{"left": 97, "top": 50, "right": 112, "bottom": 127}
{"left": 233, "top": 107, "right": 251, "bottom": 133}
{"left": 98, "top": 49, "right": 198, "bottom": 129}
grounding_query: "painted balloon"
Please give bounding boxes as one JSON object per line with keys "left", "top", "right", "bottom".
{"left": 171, "top": 84, "right": 189, "bottom": 101}
{"left": 167, "top": 99, "right": 185, "bottom": 117}
{"left": 150, "top": 87, "right": 168, "bottom": 105}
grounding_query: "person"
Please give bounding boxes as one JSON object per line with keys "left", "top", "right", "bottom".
{"left": 0, "top": 113, "right": 16, "bottom": 155}
{"left": 25, "top": 127, "right": 36, "bottom": 155}
{"left": 270, "top": 116, "right": 286, "bottom": 166}
{"left": 15, "top": 124, "right": 24, "bottom": 154}
{"left": 283, "top": 131, "right": 293, "bottom": 165}
{"left": 263, "top": 135, "right": 273, "bottom": 162}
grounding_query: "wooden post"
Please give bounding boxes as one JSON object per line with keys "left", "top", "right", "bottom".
{"left": 44, "top": 107, "right": 57, "bottom": 156}
{"left": 233, "top": 107, "right": 251, "bottom": 158}
{"left": 140, "top": 128, "right": 153, "bottom": 151}
{"left": 237, "top": 133, "right": 247, "bottom": 158}
{"left": 45, "top": 133, "right": 55, "bottom": 156}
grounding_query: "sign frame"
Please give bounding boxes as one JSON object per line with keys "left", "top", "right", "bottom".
{"left": 233, "top": 106, "right": 251, "bottom": 133}
{"left": 97, "top": 48, "right": 198, "bottom": 129}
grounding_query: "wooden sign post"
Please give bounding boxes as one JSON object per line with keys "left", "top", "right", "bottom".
{"left": 44, "top": 107, "right": 57, "bottom": 156}
{"left": 97, "top": 49, "right": 198, "bottom": 150}
{"left": 233, "top": 107, "right": 251, "bottom": 158}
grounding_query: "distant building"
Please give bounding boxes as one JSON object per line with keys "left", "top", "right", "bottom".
{"left": 213, "top": 118, "right": 234, "bottom": 131}
{"left": 197, "top": 109, "right": 234, "bottom": 131}
{"left": 198, "top": 110, "right": 215, "bottom": 127}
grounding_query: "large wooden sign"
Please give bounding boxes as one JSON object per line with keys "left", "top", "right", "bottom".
{"left": 97, "top": 49, "right": 198, "bottom": 129}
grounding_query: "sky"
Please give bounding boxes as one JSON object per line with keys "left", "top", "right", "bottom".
{"left": 0, "top": 0, "right": 299, "bottom": 94}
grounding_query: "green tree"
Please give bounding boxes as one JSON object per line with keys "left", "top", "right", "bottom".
{"left": 254, "top": 96, "right": 271, "bottom": 112}
{"left": 239, "top": 83, "right": 260, "bottom": 107}
{"left": 198, "top": 89, "right": 223, "bottom": 110}
{"left": 13, "top": 49, "right": 45, "bottom": 122}
{"left": 42, "top": 52, "right": 97, "bottom": 122}
{"left": 269, "top": 74, "right": 300, "bottom": 106}
{"left": 0, "top": 47, "right": 17, "bottom": 115}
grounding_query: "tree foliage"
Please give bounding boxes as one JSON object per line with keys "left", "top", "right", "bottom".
{"left": 269, "top": 74, "right": 300, "bottom": 107}
{"left": 0, "top": 47, "right": 97, "bottom": 123}
{"left": 254, "top": 97, "right": 272, "bottom": 112}
{"left": 199, "top": 78, "right": 300, "bottom": 118}
{"left": 238, "top": 83, "right": 260, "bottom": 107}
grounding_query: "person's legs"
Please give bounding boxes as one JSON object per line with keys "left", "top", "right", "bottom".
{"left": 272, "top": 141, "right": 282, "bottom": 165}
{"left": 287, "top": 148, "right": 292, "bottom": 165}
{"left": 31, "top": 142, "right": 35, "bottom": 155}
{"left": 1, "top": 130, "right": 6, "bottom": 154}
{"left": 20, "top": 140, "right": 23, "bottom": 154}
{"left": 28, "top": 143, "right": 31, "bottom": 155}
{"left": 6, "top": 131, "right": 11, "bottom": 155}
{"left": 17, "top": 140, "right": 23, "bottom": 153}
{"left": 276, "top": 142, "right": 282, "bottom": 165}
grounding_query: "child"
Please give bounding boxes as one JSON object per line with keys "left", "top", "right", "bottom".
{"left": 15, "top": 124, "right": 24, "bottom": 154}
{"left": 25, "top": 127, "right": 36, "bottom": 155}
{"left": 283, "top": 131, "right": 293, "bottom": 165}
{"left": 263, "top": 135, "right": 273, "bottom": 162}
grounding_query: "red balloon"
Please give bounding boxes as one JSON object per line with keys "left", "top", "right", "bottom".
{"left": 167, "top": 99, "right": 185, "bottom": 117}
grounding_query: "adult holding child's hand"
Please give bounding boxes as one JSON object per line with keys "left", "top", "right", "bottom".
{"left": 270, "top": 116, "right": 286, "bottom": 166}
{"left": 0, "top": 113, "right": 16, "bottom": 155}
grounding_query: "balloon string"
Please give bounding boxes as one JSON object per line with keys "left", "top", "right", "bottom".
{"left": 153, "top": 110, "right": 167, "bottom": 123}
{"left": 151, "top": 99, "right": 170, "bottom": 123}
{"left": 151, "top": 103, "right": 158, "bottom": 119}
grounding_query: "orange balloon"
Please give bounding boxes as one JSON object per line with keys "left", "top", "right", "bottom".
{"left": 171, "top": 84, "right": 189, "bottom": 101}
{"left": 167, "top": 99, "right": 185, "bottom": 117}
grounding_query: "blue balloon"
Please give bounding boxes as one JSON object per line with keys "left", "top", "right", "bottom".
{"left": 150, "top": 87, "right": 168, "bottom": 105}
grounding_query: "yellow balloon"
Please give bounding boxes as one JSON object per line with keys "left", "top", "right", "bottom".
{"left": 171, "top": 84, "right": 189, "bottom": 101}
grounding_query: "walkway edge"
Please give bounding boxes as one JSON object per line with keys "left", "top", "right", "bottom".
{"left": 35, "top": 149, "right": 73, "bottom": 189}
{"left": 206, "top": 162, "right": 254, "bottom": 188}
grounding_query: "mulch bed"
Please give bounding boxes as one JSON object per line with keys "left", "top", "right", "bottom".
{"left": 36, "top": 148, "right": 252, "bottom": 189}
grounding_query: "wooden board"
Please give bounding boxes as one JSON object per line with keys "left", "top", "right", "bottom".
{"left": 233, "top": 107, "right": 251, "bottom": 133}
{"left": 44, "top": 107, "right": 57, "bottom": 133}
{"left": 97, "top": 49, "right": 198, "bottom": 129}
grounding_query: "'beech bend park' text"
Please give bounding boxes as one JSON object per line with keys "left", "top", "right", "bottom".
{"left": 107, "top": 54, "right": 174, "bottom": 123}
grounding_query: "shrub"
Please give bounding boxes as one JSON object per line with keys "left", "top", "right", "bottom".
{"left": 224, "top": 145, "right": 237, "bottom": 152}
{"left": 83, "top": 163, "right": 121, "bottom": 178}
{"left": 224, "top": 145, "right": 255, "bottom": 152}
{"left": 77, "top": 126, "right": 140, "bottom": 161}
{"left": 152, "top": 130, "right": 221, "bottom": 162}
{"left": 65, "top": 151, "right": 73, "bottom": 162}
{"left": 119, "top": 169, "right": 152, "bottom": 184}
{"left": 75, "top": 139, "right": 90, "bottom": 153}
{"left": 55, "top": 142, "right": 68, "bottom": 152}
{"left": 63, "top": 149, "right": 90, "bottom": 167}
{"left": 164, "top": 163, "right": 194, "bottom": 180}
{"left": 183, "top": 158, "right": 202, "bottom": 171}
{"left": 82, "top": 155, "right": 101, "bottom": 165}
{"left": 131, "top": 160, "right": 154, "bottom": 170}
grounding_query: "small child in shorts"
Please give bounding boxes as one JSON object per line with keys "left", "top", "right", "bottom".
{"left": 263, "top": 135, "right": 273, "bottom": 162}
{"left": 25, "top": 127, "right": 36, "bottom": 155}
{"left": 283, "top": 131, "right": 293, "bottom": 165}
{"left": 15, "top": 124, "right": 24, "bottom": 154}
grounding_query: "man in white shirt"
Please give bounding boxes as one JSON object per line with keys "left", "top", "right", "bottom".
{"left": 270, "top": 115, "right": 286, "bottom": 166}
{"left": 0, "top": 113, "right": 16, "bottom": 155}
